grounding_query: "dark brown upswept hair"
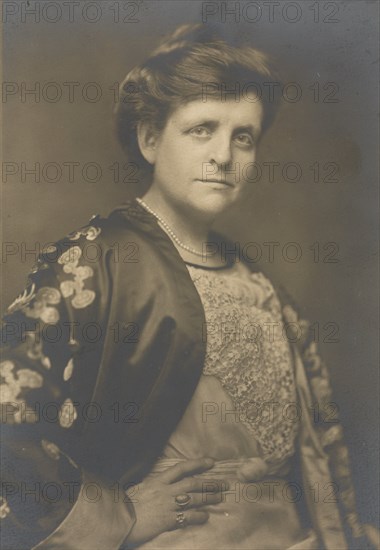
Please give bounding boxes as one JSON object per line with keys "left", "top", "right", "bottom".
{"left": 114, "top": 24, "right": 282, "bottom": 182}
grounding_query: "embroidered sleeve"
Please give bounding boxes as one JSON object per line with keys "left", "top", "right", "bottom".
{"left": 1, "top": 229, "right": 135, "bottom": 549}
{"left": 281, "top": 300, "right": 369, "bottom": 545}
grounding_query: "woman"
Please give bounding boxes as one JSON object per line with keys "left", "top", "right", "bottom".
{"left": 1, "top": 24, "right": 378, "bottom": 550}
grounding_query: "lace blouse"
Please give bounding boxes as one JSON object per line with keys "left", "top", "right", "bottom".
{"left": 185, "top": 260, "right": 299, "bottom": 465}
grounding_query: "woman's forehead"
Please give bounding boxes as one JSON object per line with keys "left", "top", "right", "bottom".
{"left": 169, "top": 97, "right": 264, "bottom": 127}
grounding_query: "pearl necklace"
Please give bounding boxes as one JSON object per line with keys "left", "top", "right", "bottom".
{"left": 136, "top": 197, "right": 207, "bottom": 258}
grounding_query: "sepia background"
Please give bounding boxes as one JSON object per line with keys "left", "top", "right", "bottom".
{"left": 2, "top": 0, "right": 379, "bottom": 524}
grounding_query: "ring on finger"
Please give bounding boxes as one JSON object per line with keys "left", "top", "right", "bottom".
{"left": 176, "top": 512, "right": 187, "bottom": 528}
{"left": 175, "top": 493, "right": 191, "bottom": 510}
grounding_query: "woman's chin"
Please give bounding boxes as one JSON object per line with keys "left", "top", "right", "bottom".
{"left": 188, "top": 192, "right": 239, "bottom": 218}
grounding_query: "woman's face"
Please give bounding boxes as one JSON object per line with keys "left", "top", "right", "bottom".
{"left": 144, "top": 97, "right": 264, "bottom": 219}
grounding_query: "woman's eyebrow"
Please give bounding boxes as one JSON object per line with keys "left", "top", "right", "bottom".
{"left": 178, "top": 118, "right": 219, "bottom": 129}
{"left": 233, "top": 124, "right": 260, "bottom": 135}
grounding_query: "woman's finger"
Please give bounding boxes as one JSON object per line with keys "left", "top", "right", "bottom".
{"left": 169, "top": 510, "right": 209, "bottom": 531}
{"left": 171, "top": 491, "right": 224, "bottom": 509}
{"left": 174, "top": 477, "right": 229, "bottom": 495}
{"left": 159, "top": 458, "right": 214, "bottom": 484}
{"left": 236, "top": 457, "right": 268, "bottom": 482}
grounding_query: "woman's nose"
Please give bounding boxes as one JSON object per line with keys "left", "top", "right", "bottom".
{"left": 208, "top": 136, "right": 233, "bottom": 167}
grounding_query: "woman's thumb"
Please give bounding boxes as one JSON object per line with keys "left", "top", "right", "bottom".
{"left": 236, "top": 458, "right": 268, "bottom": 482}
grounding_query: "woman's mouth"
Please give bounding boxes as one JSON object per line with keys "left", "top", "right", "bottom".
{"left": 196, "top": 178, "right": 234, "bottom": 188}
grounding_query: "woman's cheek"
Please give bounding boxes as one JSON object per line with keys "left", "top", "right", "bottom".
{"left": 231, "top": 153, "right": 254, "bottom": 181}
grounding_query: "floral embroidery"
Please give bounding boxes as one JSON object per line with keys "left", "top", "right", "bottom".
{"left": 30, "top": 261, "right": 50, "bottom": 275}
{"left": 58, "top": 246, "right": 95, "bottom": 309}
{"left": 44, "top": 245, "right": 57, "bottom": 254}
{"left": 63, "top": 358, "right": 74, "bottom": 381}
{"left": 6, "top": 283, "right": 36, "bottom": 315}
{"left": 58, "top": 246, "right": 82, "bottom": 265}
{"left": 0, "top": 497, "right": 10, "bottom": 520}
{"left": 24, "top": 331, "right": 51, "bottom": 369}
{"left": 249, "top": 272, "right": 280, "bottom": 312}
{"left": 0, "top": 360, "right": 43, "bottom": 423}
{"left": 333, "top": 444, "right": 349, "bottom": 467}
{"left": 303, "top": 341, "right": 323, "bottom": 373}
{"left": 68, "top": 225, "right": 101, "bottom": 241}
{"left": 41, "top": 439, "right": 61, "bottom": 460}
{"left": 23, "top": 287, "right": 61, "bottom": 324}
{"left": 346, "top": 511, "right": 364, "bottom": 538}
{"left": 59, "top": 398, "right": 77, "bottom": 428}
{"left": 310, "top": 374, "right": 332, "bottom": 403}
{"left": 68, "top": 338, "right": 81, "bottom": 352}
{"left": 282, "top": 305, "right": 310, "bottom": 345}
{"left": 320, "top": 424, "right": 343, "bottom": 448}
{"left": 282, "top": 304, "right": 298, "bottom": 323}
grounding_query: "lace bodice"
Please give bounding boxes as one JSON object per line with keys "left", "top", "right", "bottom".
{"left": 186, "top": 261, "right": 299, "bottom": 464}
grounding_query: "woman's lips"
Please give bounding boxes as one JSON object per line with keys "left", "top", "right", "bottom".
{"left": 196, "top": 178, "right": 234, "bottom": 187}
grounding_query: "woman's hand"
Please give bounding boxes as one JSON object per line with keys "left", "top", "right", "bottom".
{"left": 125, "top": 457, "right": 228, "bottom": 546}
{"left": 236, "top": 457, "right": 269, "bottom": 482}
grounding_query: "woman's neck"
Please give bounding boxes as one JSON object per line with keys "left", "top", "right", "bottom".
{"left": 137, "top": 190, "right": 227, "bottom": 267}
{"left": 139, "top": 190, "right": 213, "bottom": 250}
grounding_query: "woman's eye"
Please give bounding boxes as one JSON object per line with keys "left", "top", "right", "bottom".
{"left": 234, "top": 134, "right": 254, "bottom": 146}
{"left": 189, "top": 126, "right": 210, "bottom": 137}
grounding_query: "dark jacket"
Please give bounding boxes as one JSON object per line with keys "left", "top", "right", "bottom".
{"left": 0, "top": 200, "right": 369, "bottom": 549}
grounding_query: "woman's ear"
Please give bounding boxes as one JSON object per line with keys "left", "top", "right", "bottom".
{"left": 137, "top": 121, "right": 160, "bottom": 165}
